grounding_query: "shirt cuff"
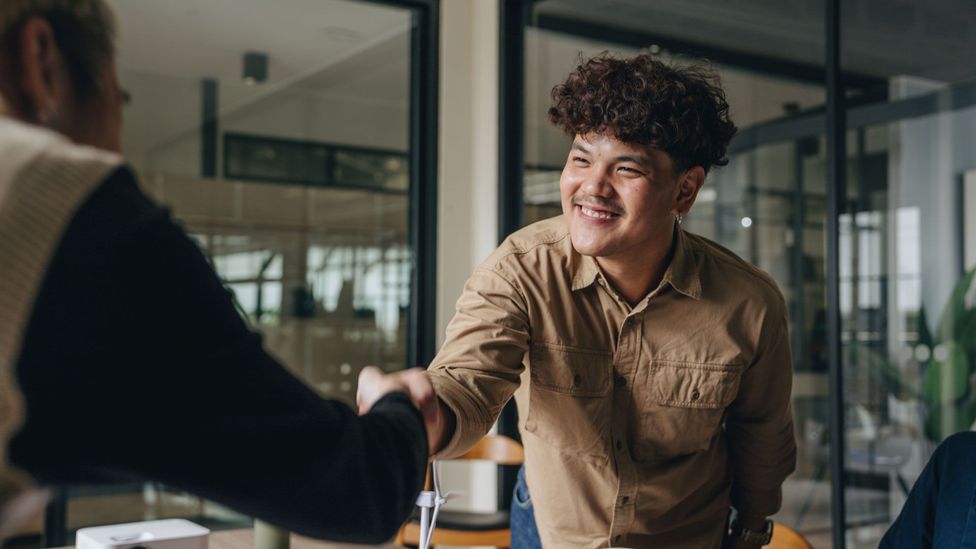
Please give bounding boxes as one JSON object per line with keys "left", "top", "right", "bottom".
{"left": 428, "top": 373, "right": 494, "bottom": 459}
{"left": 731, "top": 485, "right": 783, "bottom": 522}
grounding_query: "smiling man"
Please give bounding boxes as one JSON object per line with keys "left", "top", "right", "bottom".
{"left": 361, "top": 53, "right": 796, "bottom": 548}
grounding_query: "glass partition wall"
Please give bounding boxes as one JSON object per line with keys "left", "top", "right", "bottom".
{"left": 839, "top": 4, "right": 976, "bottom": 546}
{"left": 30, "top": 0, "right": 438, "bottom": 545}
{"left": 503, "top": 0, "right": 976, "bottom": 547}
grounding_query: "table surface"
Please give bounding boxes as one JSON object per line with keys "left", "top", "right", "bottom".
{"left": 58, "top": 528, "right": 401, "bottom": 549}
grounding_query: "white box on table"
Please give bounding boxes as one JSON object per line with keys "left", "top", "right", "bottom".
{"left": 76, "top": 519, "right": 209, "bottom": 549}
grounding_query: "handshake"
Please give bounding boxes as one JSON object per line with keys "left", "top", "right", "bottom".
{"left": 356, "top": 366, "right": 453, "bottom": 456}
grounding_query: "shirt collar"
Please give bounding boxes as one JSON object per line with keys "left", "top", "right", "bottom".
{"left": 571, "top": 250, "right": 601, "bottom": 291}
{"left": 569, "top": 226, "right": 702, "bottom": 300}
{"left": 661, "top": 227, "right": 702, "bottom": 300}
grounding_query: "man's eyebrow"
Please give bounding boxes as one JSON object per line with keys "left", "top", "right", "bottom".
{"left": 614, "top": 154, "right": 650, "bottom": 165}
{"left": 572, "top": 142, "right": 591, "bottom": 154}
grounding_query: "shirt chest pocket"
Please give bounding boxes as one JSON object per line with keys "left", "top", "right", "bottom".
{"left": 635, "top": 360, "right": 743, "bottom": 462}
{"left": 524, "top": 343, "right": 612, "bottom": 457}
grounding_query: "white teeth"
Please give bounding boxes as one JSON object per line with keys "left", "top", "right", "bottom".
{"left": 580, "top": 206, "right": 616, "bottom": 220}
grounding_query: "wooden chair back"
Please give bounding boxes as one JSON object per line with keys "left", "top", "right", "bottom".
{"left": 455, "top": 434, "right": 524, "bottom": 465}
{"left": 768, "top": 522, "right": 814, "bottom": 549}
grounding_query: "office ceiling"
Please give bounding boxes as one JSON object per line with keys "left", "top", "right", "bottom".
{"left": 110, "top": 0, "right": 412, "bottom": 167}
{"left": 111, "top": 0, "right": 410, "bottom": 91}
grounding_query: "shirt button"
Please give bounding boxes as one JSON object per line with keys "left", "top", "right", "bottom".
{"left": 573, "top": 374, "right": 582, "bottom": 387}
{"left": 691, "top": 389, "right": 701, "bottom": 401}
{"left": 614, "top": 375, "right": 625, "bottom": 388}
{"left": 621, "top": 496, "right": 630, "bottom": 504}
{"left": 615, "top": 439, "right": 623, "bottom": 451}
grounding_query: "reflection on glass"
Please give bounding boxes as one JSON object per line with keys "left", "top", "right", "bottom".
{"left": 224, "top": 134, "right": 331, "bottom": 186}
{"left": 334, "top": 149, "right": 409, "bottom": 191}
{"left": 841, "top": 107, "right": 976, "bottom": 546}
{"left": 839, "top": 1, "right": 976, "bottom": 545}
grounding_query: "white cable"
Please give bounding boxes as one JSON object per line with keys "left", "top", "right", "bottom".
{"left": 416, "top": 460, "right": 458, "bottom": 549}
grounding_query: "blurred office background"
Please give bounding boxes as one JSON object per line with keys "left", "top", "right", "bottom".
{"left": 11, "top": 1, "right": 975, "bottom": 548}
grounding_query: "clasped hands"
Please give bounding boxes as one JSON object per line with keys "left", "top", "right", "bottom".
{"left": 356, "top": 366, "right": 452, "bottom": 456}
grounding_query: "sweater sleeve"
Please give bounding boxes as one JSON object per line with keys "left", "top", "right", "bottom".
{"left": 10, "top": 167, "right": 427, "bottom": 543}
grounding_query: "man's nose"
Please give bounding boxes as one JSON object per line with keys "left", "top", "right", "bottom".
{"left": 580, "top": 168, "right": 613, "bottom": 197}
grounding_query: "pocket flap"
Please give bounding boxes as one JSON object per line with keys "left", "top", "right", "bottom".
{"left": 646, "top": 361, "right": 742, "bottom": 408}
{"left": 529, "top": 343, "right": 611, "bottom": 397}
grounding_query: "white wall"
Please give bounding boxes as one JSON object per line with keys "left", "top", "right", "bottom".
{"left": 436, "top": 0, "right": 501, "bottom": 515}
{"left": 889, "top": 76, "right": 976, "bottom": 322}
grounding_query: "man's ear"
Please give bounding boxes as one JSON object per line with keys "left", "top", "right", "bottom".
{"left": 15, "top": 17, "right": 65, "bottom": 124}
{"left": 673, "top": 166, "right": 706, "bottom": 216}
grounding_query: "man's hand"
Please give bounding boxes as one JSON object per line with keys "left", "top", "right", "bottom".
{"left": 355, "top": 365, "right": 410, "bottom": 412}
{"left": 356, "top": 366, "right": 455, "bottom": 456}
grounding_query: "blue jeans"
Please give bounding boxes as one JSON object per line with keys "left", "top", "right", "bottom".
{"left": 511, "top": 465, "right": 543, "bottom": 549}
{"left": 880, "top": 431, "right": 976, "bottom": 549}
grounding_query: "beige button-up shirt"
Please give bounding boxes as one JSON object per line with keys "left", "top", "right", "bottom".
{"left": 429, "top": 215, "right": 796, "bottom": 548}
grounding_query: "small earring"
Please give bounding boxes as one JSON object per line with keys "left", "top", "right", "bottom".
{"left": 675, "top": 213, "right": 684, "bottom": 224}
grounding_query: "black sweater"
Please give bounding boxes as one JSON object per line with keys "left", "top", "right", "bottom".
{"left": 8, "top": 167, "right": 427, "bottom": 543}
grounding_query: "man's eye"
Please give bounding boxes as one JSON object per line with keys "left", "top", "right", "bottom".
{"left": 572, "top": 156, "right": 589, "bottom": 163}
{"left": 619, "top": 166, "right": 641, "bottom": 174}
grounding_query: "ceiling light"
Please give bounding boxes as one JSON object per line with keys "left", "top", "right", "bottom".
{"left": 243, "top": 51, "right": 268, "bottom": 84}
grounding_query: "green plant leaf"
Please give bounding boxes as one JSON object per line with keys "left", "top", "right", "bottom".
{"left": 925, "top": 400, "right": 976, "bottom": 443}
{"left": 936, "top": 267, "right": 976, "bottom": 343}
{"left": 922, "top": 341, "right": 969, "bottom": 404}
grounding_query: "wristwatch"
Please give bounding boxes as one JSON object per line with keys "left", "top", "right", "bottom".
{"left": 730, "top": 518, "right": 774, "bottom": 545}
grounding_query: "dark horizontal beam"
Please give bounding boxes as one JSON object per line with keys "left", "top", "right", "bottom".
{"left": 730, "top": 78, "right": 976, "bottom": 154}
{"left": 533, "top": 13, "right": 884, "bottom": 91}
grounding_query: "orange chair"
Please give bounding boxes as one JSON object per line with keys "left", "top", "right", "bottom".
{"left": 396, "top": 435, "right": 524, "bottom": 548}
{"left": 767, "top": 522, "right": 814, "bottom": 549}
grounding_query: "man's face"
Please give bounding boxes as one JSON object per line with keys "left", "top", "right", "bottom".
{"left": 560, "top": 133, "right": 683, "bottom": 261}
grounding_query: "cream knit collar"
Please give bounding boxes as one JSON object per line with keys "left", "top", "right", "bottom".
{"left": 0, "top": 116, "right": 122, "bottom": 539}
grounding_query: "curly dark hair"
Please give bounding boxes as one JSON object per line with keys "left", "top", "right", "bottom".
{"left": 548, "top": 53, "right": 737, "bottom": 175}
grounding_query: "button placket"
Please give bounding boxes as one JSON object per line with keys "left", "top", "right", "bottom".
{"left": 609, "top": 311, "right": 642, "bottom": 541}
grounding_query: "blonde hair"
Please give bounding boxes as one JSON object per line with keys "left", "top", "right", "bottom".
{"left": 0, "top": 0, "right": 116, "bottom": 100}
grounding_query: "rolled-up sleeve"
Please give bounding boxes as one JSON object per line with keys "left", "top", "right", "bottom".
{"left": 726, "top": 304, "right": 797, "bottom": 521}
{"left": 428, "top": 268, "right": 530, "bottom": 458}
